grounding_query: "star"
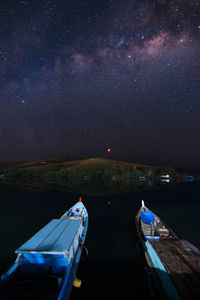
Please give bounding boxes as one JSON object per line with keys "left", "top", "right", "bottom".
{"left": 0, "top": 0, "right": 198, "bottom": 169}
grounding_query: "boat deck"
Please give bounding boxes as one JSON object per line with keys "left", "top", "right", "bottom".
{"left": 149, "top": 238, "right": 200, "bottom": 300}
{"left": 16, "top": 218, "right": 82, "bottom": 254}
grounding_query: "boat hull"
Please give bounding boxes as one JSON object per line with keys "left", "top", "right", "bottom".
{"left": 136, "top": 212, "right": 172, "bottom": 300}
{"left": 136, "top": 203, "right": 200, "bottom": 300}
{"left": 0, "top": 200, "right": 88, "bottom": 300}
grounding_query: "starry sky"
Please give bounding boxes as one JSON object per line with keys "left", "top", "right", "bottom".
{"left": 0, "top": 0, "right": 200, "bottom": 168}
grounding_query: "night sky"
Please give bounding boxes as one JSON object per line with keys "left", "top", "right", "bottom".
{"left": 0, "top": 0, "right": 200, "bottom": 168}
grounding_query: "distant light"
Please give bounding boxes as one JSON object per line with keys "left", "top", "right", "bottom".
{"left": 107, "top": 148, "right": 111, "bottom": 152}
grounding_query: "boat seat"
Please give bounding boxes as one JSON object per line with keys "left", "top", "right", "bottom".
{"left": 141, "top": 220, "right": 156, "bottom": 236}
{"left": 158, "top": 228, "right": 169, "bottom": 237}
{"left": 156, "top": 221, "right": 169, "bottom": 237}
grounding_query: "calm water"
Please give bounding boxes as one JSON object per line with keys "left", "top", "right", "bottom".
{"left": 0, "top": 181, "right": 200, "bottom": 300}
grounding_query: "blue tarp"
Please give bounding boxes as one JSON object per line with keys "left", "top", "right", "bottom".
{"left": 141, "top": 211, "right": 155, "bottom": 224}
{"left": 16, "top": 219, "right": 82, "bottom": 254}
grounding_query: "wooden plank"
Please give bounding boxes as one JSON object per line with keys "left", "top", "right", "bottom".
{"left": 149, "top": 238, "right": 200, "bottom": 300}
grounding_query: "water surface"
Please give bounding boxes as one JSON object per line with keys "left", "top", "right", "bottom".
{"left": 0, "top": 181, "right": 200, "bottom": 300}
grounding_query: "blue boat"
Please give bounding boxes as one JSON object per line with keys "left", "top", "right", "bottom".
{"left": 136, "top": 200, "right": 200, "bottom": 300}
{"left": 0, "top": 197, "right": 88, "bottom": 300}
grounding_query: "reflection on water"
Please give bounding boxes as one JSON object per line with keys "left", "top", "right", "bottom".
{"left": 0, "top": 181, "right": 200, "bottom": 300}
{"left": 3, "top": 177, "right": 178, "bottom": 196}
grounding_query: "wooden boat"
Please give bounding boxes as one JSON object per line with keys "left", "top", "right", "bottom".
{"left": 0, "top": 197, "right": 88, "bottom": 300}
{"left": 136, "top": 200, "right": 200, "bottom": 300}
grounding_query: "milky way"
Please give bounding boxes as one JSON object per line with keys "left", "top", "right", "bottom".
{"left": 0, "top": 0, "right": 200, "bottom": 167}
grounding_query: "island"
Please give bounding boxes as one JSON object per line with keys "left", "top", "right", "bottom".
{"left": 0, "top": 157, "right": 184, "bottom": 181}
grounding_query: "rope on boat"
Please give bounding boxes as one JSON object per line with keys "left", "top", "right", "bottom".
{"left": 84, "top": 246, "right": 88, "bottom": 256}
{"left": 68, "top": 259, "right": 82, "bottom": 288}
